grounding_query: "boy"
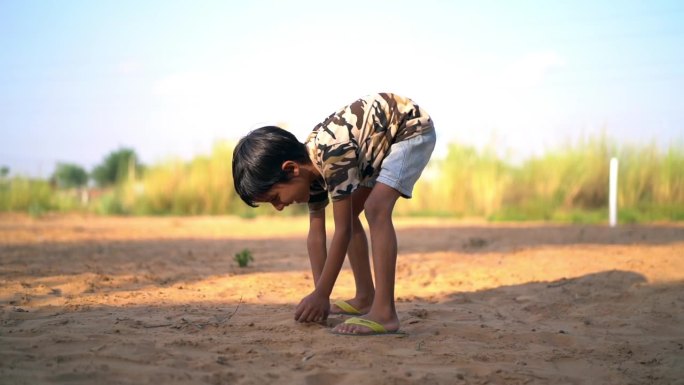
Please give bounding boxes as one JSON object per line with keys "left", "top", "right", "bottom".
{"left": 232, "top": 93, "right": 436, "bottom": 335}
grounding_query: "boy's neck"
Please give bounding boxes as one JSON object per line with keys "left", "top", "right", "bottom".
{"left": 301, "top": 162, "right": 322, "bottom": 182}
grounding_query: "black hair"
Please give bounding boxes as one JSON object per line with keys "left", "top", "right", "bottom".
{"left": 232, "top": 126, "right": 309, "bottom": 207}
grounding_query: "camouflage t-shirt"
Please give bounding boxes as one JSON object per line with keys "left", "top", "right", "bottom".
{"left": 305, "top": 93, "right": 434, "bottom": 211}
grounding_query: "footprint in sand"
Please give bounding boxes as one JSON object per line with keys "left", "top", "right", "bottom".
{"left": 305, "top": 372, "right": 346, "bottom": 385}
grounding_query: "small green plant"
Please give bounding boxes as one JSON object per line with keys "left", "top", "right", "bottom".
{"left": 28, "top": 202, "right": 46, "bottom": 218}
{"left": 234, "top": 248, "right": 254, "bottom": 268}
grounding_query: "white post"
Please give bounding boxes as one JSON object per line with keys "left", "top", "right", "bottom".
{"left": 609, "top": 157, "right": 618, "bottom": 227}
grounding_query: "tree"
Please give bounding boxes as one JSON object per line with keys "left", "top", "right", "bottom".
{"left": 51, "top": 163, "right": 88, "bottom": 189}
{"left": 92, "top": 148, "right": 143, "bottom": 187}
{"left": 0, "top": 166, "right": 8, "bottom": 179}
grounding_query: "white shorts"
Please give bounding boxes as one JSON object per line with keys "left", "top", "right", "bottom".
{"left": 360, "top": 129, "right": 437, "bottom": 198}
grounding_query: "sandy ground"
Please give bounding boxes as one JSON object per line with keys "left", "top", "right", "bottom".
{"left": 1, "top": 214, "right": 683, "bottom": 385}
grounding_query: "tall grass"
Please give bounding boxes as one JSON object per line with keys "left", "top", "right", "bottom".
{"left": 103, "top": 141, "right": 305, "bottom": 217}
{"left": 0, "top": 177, "right": 81, "bottom": 216}
{"left": 503, "top": 136, "right": 616, "bottom": 221}
{"left": 397, "top": 136, "right": 684, "bottom": 222}
{"left": 0, "top": 177, "right": 53, "bottom": 214}
{"left": 2, "top": 135, "right": 682, "bottom": 222}
{"left": 616, "top": 142, "right": 684, "bottom": 221}
{"left": 118, "top": 141, "right": 240, "bottom": 215}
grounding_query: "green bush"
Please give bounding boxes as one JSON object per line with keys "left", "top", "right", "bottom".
{"left": 52, "top": 163, "right": 88, "bottom": 189}
{"left": 234, "top": 249, "right": 254, "bottom": 268}
{"left": 95, "top": 191, "right": 128, "bottom": 215}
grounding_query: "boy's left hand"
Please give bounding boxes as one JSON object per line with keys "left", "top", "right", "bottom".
{"left": 294, "top": 290, "right": 330, "bottom": 323}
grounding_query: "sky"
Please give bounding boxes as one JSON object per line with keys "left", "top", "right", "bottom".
{"left": 1, "top": 0, "right": 683, "bottom": 177}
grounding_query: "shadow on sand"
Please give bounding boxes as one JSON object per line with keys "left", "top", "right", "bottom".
{"left": 2, "top": 224, "right": 683, "bottom": 282}
{"left": 1, "top": 270, "right": 683, "bottom": 384}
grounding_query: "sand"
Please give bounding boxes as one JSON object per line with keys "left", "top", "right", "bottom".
{"left": 1, "top": 214, "right": 683, "bottom": 384}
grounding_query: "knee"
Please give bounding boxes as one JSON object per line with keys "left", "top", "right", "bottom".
{"left": 364, "top": 196, "right": 393, "bottom": 225}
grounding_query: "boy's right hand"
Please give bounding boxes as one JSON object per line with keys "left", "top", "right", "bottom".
{"left": 294, "top": 290, "right": 330, "bottom": 323}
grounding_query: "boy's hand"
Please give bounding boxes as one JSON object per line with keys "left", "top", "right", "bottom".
{"left": 294, "top": 290, "right": 330, "bottom": 323}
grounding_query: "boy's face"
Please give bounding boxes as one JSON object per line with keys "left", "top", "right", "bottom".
{"left": 255, "top": 161, "right": 310, "bottom": 211}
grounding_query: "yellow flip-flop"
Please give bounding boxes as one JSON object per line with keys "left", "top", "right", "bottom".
{"left": 331, "top": 300, "right": 363, "bottom": 315}
{"left": 331, "top": 317, "right": 404, "bottom": 336}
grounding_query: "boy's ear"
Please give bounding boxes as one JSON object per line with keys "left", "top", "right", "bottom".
{"left": 281, "top": 161, "right": 300, "bottom": 177}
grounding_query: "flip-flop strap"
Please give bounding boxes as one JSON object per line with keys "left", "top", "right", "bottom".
{"left": 343, "top": 317, "right": 387, "bottom": 333}
{"left": 334, "top": 300, "right": 361, "bottom": 315}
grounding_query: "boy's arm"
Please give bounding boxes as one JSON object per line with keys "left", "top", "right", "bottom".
{"left": 314, "top": 196, "right": 352, "bottom": 296}
{"left": 295, "top": 197, "right": 353, "bottom": 321}
{"left": 307, "top": 208, "right": 327, "bottom": 285}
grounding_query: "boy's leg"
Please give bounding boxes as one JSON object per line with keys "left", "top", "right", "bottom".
{"left": 333, "top": 128, "right": 436, "bottom": 333}
{"left": 333, "top": 182, "right": 401, "bottom": 334}
{"left": 331, "top": 187, "right": 374, "bottom": 314}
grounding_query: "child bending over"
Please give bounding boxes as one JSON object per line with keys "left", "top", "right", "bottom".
{"left": 232, "top": 93, "right": 436, "bottom": 335}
